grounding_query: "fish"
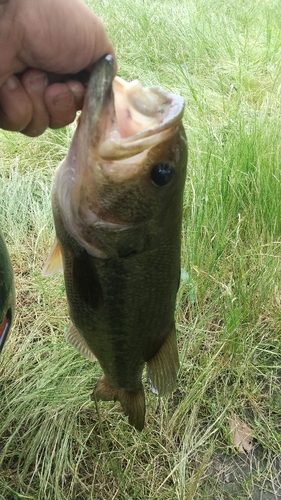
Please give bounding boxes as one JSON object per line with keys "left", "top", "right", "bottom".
{"left": 43, "top": 55, "right": 187, "bottom": 431}
{"left": 0, "top": 228, "right": 15, "bottom": 354}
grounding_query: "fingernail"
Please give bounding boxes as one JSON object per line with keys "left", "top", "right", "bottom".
{"left": 53, "top": 92, "right": 73, "bottom": 110}
{"left": 5, "top": 76, "right": 18, "bottom": 91}
{"left": 67, "top": 81, "right": 84, "bottom": 95}
{"left": 28, "top": 72, "right": 48, "bottom": 91}
{"left": 67, "top": 81, "right": 85, "bottom": 104}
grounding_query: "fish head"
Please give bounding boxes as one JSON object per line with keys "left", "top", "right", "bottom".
{"left": 55, "top": 55, "right": 187, "bottom": 258}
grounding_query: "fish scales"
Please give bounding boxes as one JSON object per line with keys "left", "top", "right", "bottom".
{"left": 44, "top": 55, "right": 187, "bottom": 431}
{"left": 53, "top": 206, "right": 180, "bottom": 388}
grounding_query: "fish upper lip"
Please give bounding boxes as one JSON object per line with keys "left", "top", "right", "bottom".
{"left": 84, "top": 54, "right": 115, "bottom": 122}
{"left": 78, "top": 54, "right": 116, "bottom": 159}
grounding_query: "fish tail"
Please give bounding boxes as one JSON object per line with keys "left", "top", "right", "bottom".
{"left": 146, "top": 326, "right": 179, "bottom": 396}
{"left": 92, "top": 376, "right": 146, "bottom": 431}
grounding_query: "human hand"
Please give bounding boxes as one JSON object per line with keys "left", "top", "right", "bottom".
{"left": 0, "top": 0, "right": 116, "bottom": 136}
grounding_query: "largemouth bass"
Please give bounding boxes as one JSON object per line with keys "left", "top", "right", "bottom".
{"left": 43, "top": 55, "right": 187, "bottom": 431}
{"left": 0, "top": 228, "right": 15, "bottom": 354}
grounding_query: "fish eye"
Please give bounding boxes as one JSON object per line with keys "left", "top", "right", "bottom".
{"left": 150, "top": 163, "right": 174, "bottom": 187}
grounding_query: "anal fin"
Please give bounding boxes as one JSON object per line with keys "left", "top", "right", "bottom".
{"left": 66, "top": 322, "right": 97, "bottom": 362}
{"left": 92, "top": 375, "right": 145, "bottom": 431}
{"left": 146, "top": 326, "right": 179, "bottom": 396}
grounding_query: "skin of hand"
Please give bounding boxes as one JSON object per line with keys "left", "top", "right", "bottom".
{"left": 0, "top": 0, "right": 116, "bottom": 136}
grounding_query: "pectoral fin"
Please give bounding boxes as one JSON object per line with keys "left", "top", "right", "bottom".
{"left": 42, "top": 237, "right": 63, "bottom": 276}
{"left": 146, "top": 327, "right": 179, "bottom": 396}
{"left": 66, "top": 322, "right": 97, "bottom": 362}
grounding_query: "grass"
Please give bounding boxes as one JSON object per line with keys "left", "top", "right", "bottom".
{"left": 1, "top": 0, "right": 281, "bottom": 498}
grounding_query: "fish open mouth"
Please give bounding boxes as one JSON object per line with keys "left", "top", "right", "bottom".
{"left": 83, "top": 55, "right": 185, "bottom": 162}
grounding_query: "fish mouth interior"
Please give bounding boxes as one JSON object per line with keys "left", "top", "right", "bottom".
{"left": 98, "top": 76, "right": 184, "bottom": 161}
{"left": 113, "top": 77, "right": 170, "bottom": 138}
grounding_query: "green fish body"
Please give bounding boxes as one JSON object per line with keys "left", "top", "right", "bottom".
{"left": 0, "top": 228, "right": 15, "bottom": 354}
{"left": 44, "top": 55, "right": 187, "bottom": 430}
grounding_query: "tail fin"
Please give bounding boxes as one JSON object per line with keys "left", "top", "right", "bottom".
{"left": 92, "top": 375, "right": 145, "bottom": 431}
{"left": 146, "top": 326, "right": 179, "bottom": 396}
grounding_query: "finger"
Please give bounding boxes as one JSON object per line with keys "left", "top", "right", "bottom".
{"left": 16, "top": 1, "right": 117, "bottom": 75}
{"left": 44, "top": 80, "right": 84, "bottom": 129}
{"left": 20, "top": 69, "right": 49, "bottom": 136}
{"left": 0, "top": 75, "right": 33, "bottom": 132}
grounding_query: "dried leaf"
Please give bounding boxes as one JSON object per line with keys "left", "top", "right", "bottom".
{"left": 229, "top": 415, "right": 254, "bottom": 454}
